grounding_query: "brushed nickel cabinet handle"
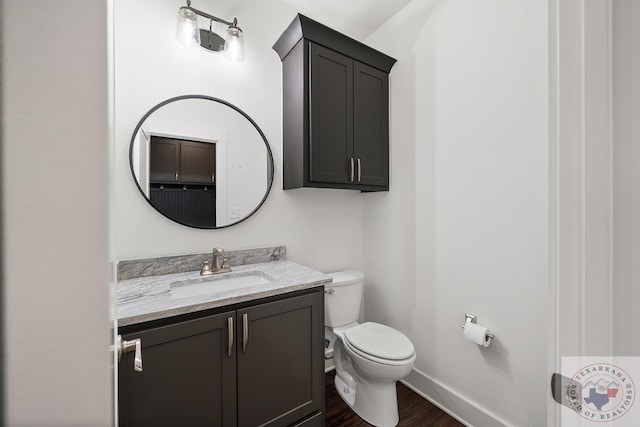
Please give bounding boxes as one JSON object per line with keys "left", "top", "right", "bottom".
{"left": 357, "top": 158, "right": 361, "bottom": 182}
{"left": 350, "top": 158, "right": 355, "bottom": 182}
{"left": 117, "top": 335, "right": 143, "bottom": 373}
{"left": 227, "top": 317, "right": 234, "bottom": 358}
{"left": 242, "top": 313, "right": 248, "bottom": 353}
{"left": 175, "top": 172, "right": 178, "bottom": 181}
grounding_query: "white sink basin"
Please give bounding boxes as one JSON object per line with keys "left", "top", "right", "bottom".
{"left": 170, "top": 271, "right": 276, "bottom": 299}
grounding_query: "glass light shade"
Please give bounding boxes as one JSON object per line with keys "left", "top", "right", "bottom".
{"left": 176, "top": 7, "right": 200, "bottom": 47}
{"left": 224, "top": 26, "right": 244, "bottom": 62}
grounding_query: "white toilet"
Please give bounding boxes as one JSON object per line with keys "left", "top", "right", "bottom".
{"left": 325, "top": 270, "right": 416, "bottom": 427}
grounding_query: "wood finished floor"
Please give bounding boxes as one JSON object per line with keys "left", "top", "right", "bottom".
{"left": 325, "top": 371, "right": 465, "bottom": 427}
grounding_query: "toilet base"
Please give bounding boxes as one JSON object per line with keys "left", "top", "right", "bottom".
{"left": 334, "top": 373, "right": 400, "bottom": 427}
{"left": 335, "top": 374, "right": 356, "bottom": 407}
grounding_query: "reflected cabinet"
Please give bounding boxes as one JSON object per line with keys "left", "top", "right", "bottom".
{"left": 273, "top": 14, "right": 396, "bottom": 192}
{"left": 149, "top": 137, "right": 216, "bottom": 184}
{"left": 149, "top": 137, "right": 216, "bottom": 228}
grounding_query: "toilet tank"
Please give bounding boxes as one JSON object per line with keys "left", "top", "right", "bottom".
{"left": 325, "top": 270, "right": 364, "bottom": 327}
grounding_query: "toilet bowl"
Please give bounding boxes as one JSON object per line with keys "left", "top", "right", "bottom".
{"left": 325, "top": 271, "right": 416, "bottom": 427}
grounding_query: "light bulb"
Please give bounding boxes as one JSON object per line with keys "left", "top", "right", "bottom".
{"left": 176, "top": 7, "right": 200, "bottom": 47}
{"left": 224, "top": 26, "right": 244, "bottom": 62}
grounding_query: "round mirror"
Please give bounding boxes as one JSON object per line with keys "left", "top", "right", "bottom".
{"left": 129, "top": 95, "right": 274, "bottom": 229}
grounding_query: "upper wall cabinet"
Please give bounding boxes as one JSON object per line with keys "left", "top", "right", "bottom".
{"left": 273, "top": 14, "right": 396, "bottom": 192}
{"left": 149, "top": 137, "right": 216, "bottom": 184}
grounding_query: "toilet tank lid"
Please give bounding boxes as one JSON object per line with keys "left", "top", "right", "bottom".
{"left": 327, "top": 270, "right": 364, "bottom": 286}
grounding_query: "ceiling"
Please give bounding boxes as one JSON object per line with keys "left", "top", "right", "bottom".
{"left": 278, "top": 0, "right": 414, "bottom": 39}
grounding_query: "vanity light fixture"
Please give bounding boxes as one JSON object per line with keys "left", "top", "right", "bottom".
{"left": 176, "top": 0, "right": 245, "bottom": 62}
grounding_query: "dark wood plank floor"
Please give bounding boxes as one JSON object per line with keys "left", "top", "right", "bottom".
{"left": 325, "top": 371, "right": 465, "bottom": 426}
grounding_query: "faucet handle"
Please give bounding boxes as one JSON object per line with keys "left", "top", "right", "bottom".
{"left": 200, "top": 260, "right": 213, "bottom": 276}
{"left": 222, "top": 257, "right": 230, "bottom": 269}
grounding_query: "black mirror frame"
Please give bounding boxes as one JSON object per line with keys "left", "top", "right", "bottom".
{"left": 129, "top": 94, "right": 275, "bottom": 229}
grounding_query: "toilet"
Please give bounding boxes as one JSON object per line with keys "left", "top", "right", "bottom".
{"left": 325, "top": 270, "right": 416, "bottom": 427}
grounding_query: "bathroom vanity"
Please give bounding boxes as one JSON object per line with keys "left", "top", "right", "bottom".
{"left": 117, "top": 257, "right": 330, "bottom": 427}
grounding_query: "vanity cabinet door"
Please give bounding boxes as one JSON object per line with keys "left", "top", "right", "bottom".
{"left": 236, "top": 292, "right": 324, "bottom": 427}
{"left": 118, "top": 311, "right": 237, "bottom": 427}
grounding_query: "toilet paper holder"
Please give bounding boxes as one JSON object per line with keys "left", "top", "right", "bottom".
{"left": 461, "top": 314, "right": 494, "bottom": 340}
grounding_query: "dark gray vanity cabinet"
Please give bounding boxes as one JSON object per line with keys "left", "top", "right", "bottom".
{"left": 273, "top": 14, "right": 396, "bottom": 192}
{"left": 118, "top": 290, "right": 324, "bottom": 427}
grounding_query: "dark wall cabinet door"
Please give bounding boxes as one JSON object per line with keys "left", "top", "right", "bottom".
{"left": 309, "top": 43, "right": 354, "bottom": 185}
{"left": 237, "top": 292, "right": 323, "bottom": 427}
{"left": 118, "top": 311, "right": 237, "bottom": 427}
{"left": 149, "top": 137, "right": 180, "bottom": 182}
{"left": 180, "top": 141, "right": 215, "bottom": 184}
{"left": 354, "top": 61, "right": 389, "bottom": 187}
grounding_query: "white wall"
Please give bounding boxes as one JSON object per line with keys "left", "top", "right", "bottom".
{"left": 364, "top": 1, "right": 549, "bottom": 425}
{"left": 2, "top": 0, "right": 112, "bottom": 425}
{"left": 114, "top": 0, "right": 364, "bottom": 273}
{"left": 612, "top": 0, "right": 640, "bottom": 357}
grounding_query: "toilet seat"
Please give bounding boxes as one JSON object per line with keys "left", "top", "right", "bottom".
{"left": 343, "top": 322, "right": 415, "bottom": 365}
{"left": 343, "top": 338, "right": 415, "bottom": 367}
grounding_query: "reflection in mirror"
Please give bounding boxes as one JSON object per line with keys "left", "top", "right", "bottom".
{"left": 130, "top": 95, "right": 274, "bottom": 228}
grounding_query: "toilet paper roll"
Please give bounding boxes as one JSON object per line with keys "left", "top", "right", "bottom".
{"left": 463, "top": 322, "right": 492, "bottom": 347}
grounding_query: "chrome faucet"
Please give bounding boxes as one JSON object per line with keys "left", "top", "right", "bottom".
{"left": 201, "top": 248, "right": 231, "bottom": 275}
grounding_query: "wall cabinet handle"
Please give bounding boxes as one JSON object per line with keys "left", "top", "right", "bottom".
{"left": 175, "top": 172, "right": 178, "bottom": 181}
{"left": 242, "top": 313, "right": 249, "bottom": 353}
{"left": 116, "top": 335, "right": 143, "bottom": 373}
{"left": 357, "top": 158, "right": 361, "bottom": 182}
{"left": 227, "top": 317, "right": 234, "bottom": 358}
{"left": 349, "top": 158, "right": 355, "bottom": 182}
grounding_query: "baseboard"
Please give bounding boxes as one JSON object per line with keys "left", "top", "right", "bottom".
{"left": 401, "top": 368, "right": 509, "bottom": 427}
{"left": 324, "top": 359, "right": 335, "bottom": 373}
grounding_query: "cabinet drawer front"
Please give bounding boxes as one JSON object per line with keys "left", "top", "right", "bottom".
{"left": 237, "top": 292, "right": 324, "bottom": 427}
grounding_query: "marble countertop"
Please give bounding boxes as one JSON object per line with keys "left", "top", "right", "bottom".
{"left": 117, "top": 260, "right": 331, "bottom": 327}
